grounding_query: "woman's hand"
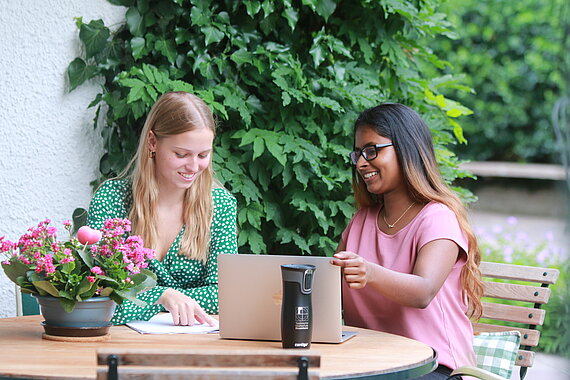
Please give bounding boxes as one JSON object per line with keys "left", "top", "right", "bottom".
{"left": 157, "top": 288, "right": 218, "bottom": 327}
{"left": 331, "top": 251, "right": 370, "bottom": 289}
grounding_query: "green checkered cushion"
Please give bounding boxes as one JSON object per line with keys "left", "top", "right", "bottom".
{"left": 473, "top": 331, "right": 521, "bottom": 379}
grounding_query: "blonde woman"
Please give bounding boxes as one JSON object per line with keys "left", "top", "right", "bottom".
{"left": 332, "top": 103, "right": 483, "bottom": 378}
{"left": 88, "top": 92, "right": 237, "bottom": 326}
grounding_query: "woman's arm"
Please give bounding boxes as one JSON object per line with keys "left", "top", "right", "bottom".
{"left": 332, "top": 239, "right": 459, "bottom": 308}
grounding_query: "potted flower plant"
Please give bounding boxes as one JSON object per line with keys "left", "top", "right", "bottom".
{"left": 0, "top": 217, "right": 156, "bottom": 337}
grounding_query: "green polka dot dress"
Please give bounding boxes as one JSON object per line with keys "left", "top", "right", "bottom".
{"left": 87, "top": 179, "right": 238, "bottom": 324}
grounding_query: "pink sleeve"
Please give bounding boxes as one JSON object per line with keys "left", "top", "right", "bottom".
{"left": 417, "top": 205, "right": 468, "bottom": 256}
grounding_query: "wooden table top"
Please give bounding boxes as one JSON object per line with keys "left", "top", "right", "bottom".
{"left": 0, "top": 315, "right": 436, "bottom": 379}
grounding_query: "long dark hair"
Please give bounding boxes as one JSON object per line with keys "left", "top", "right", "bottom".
{"left": 352, "top": 103, "right": 483, "bottom": 318}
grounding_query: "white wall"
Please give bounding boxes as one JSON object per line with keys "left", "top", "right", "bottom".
{"left": 0, "top": 1, "right": 125, "bottom": 318}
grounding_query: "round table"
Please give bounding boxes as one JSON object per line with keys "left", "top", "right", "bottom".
{"left": 0, "top": 315, "right": 436, "bottom": 379}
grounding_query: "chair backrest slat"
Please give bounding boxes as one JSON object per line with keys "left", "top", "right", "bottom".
{"left": 483, "top": 282, "right": 550, "bottom": 304}
{"left": 473, "top": 323, "right": 540, "bottom": 347}
{"left": 515, "top": 350, "right": 534, "bottom": 368}
{"left": 97, "top": 348, "right": 321, "bottom": 367}
{"left": 480, "top": 262, "right": 559, "bottom": 284}
{"left": 96, "top": 348, "right": 321, "bottom": 380}
{"left": 480, "top": 301, "right": 545, "bottom": 325}
{"left": 98, "top": 367, "right": 315, "bottom": 380}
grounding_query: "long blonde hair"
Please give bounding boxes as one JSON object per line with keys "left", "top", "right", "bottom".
{"left": 121, "top": 91, "right": 216, "bottom": 262}
{"left": 352, "top": 103, "right": 484, "bottom": 319}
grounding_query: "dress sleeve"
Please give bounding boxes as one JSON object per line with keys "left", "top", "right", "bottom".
{"left": 177, "top": 189, "right": 238, "bottom": 314}
{"left": 110, "top": 285, "right": 166, "bottom": 324}
{"left": 87, "top": 180, "right": 130, "bottom": 230}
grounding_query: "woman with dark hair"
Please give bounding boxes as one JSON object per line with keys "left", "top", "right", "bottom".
{"left": 331, "top": 103, "right": 483, "bottom": 379}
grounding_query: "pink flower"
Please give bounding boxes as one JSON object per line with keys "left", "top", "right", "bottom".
{"left": 87, "top": 276, "right": 96, "bottom": 283}
{"left": 60, "top": 256, "right": 75, "bottom": 264}
{"left": 91, "top": 266, "right": 105, "bottom": 275}
{"left": 0, "top": 238, "right": 15, "bottom": 253}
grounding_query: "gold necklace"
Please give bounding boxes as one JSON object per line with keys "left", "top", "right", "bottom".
{"left": 383, "top": 202, "right": 415, "bottom": 228}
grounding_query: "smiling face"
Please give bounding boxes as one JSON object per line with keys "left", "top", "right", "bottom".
{"left": 354, "top": 125, "right": 405, "bottom": 196}
{"left": 148, "top": 128, "right": 214, "bottom": 192}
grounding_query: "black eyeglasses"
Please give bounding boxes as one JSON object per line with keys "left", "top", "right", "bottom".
{"left": 349, "top": 143, "right": 393, "bottom": 165}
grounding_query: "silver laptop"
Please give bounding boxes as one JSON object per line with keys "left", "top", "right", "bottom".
{"left": 218, "top": 254, "right": 356, "bottom": 343}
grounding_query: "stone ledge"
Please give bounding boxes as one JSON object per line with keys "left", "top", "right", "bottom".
{"left": 460, "top": 161, "right": 567, "bottom": 181}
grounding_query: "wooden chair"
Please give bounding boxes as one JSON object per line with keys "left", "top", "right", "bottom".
{"left": 450, "top": 261, "right": 560, "bottom": 380}
{"left": 14, "top": 285, "right": 39, "bottom": 316}
{"left": 96, "top": 348, "right": 321, "bottom": 380}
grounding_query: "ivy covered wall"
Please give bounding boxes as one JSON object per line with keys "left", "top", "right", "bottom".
{"left": 70, "top": 0, "right": 474, "bottom": 256}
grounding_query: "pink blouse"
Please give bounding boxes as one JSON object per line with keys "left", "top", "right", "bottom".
{"left": 341, "top": 202, "right": 475, "bottom": 369}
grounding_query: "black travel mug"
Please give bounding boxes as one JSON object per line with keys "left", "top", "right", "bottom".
{"left": 280, "top": 264, "right": 316, "bottom": 349}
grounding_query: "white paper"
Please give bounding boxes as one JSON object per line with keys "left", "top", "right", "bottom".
{"left": 126, "top": 313, "right": 219, "bottom": 334}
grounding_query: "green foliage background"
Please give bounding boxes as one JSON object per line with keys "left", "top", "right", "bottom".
{"left": 430, "top": 0, "right": 567, "bottom": 163}
{"left": 69, "top": 0, "right": 474, "bottom": 256}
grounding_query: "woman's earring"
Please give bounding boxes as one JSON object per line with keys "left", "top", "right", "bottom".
{"left": 149, "top": 150, "right": 156, "bottom": 159}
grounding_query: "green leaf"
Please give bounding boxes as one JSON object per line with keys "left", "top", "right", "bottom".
{"left": 309, "top": 42, "right": 326, "bottom": 68}
{"left": 281, "top": 92, "right": 291, "bottom": 106}
{"left": 32, "top": 280, "right": 60, "bottom": 297}
{"left": 175, "top": 27, "right": 192, "bottom": 45}
{"left": 168, "top": 80, "right": 194, "bottom": 93}
{"left": 303, "top": 0, "right": 337, "bottom": 20}
{"left": 129, "top": 269, "right": 157, "bottom": 294}
{"left": 252, "top": 138, "right": 265, "bottom": 160}
{"left": 244, "top": 0, "right": 262, "bottom": 17}
{"left": 58, "top": 298, "right": 76, "bottom": 313}
{"left": 238, "top": 229, "right": 266, "bottom": 253}
{"left": 449, "top": 119, "right": 467, "bottom": 144}
{"left": 76, "top": 276, "right": 95, "bottom": 298}
{"left": 79, "top": 19, "right": 110, "bottom": 59}
{"left": 261, "top": 0, "right": 275, "bottom": 17}
{"left": 99, "top": 287, "right": 113, "bottom": 297}
{"left": 202, "top": 26, "right": 225, "bottom": 46}
{"left": 1, "top": 262, "right": 31, "bottom": 285}
{"left": 282, "top": 7, "right": 298, "bottom": 30}
{"left": 130, "top": 37, "right": 146, "bottom": 59}
{"left": 77, "top": 248, "right": 94, "bottom": 268}
{"left": 114, "top": 289, "right": 146, "bottom": 307}
{"left": 230, "top": 49, "right": 254, "bottom": 65}
{"left": 72, "top": 207, "right": 88, "bottom": 234}
{"left": 265, "top": 138, "right": 287, "bottom": 167}
{"left": 126, "top": 6, "right": 145, "bottom": 36}
{"left": 436, "top": 94, "right": 446, "bottom": 108}
{"left": 190, "top": 6, "right": 210, "bottom": 27}
{"left": 293, "top": 164, "right": 311, "bottom": 188}
{"left": 446, "top": 108, "right": 462, "bottom": 118}
{"left": 155, "top": 38, "right": 177, "bottom": 64}
{"left": 245, "top": 203, "right": 264, "bottom": 230}
{"left": 67, "top": 58, "right": 97, "bottom": 92}
{"left": 315, "top": 0, "right": 336, "bottom": 20}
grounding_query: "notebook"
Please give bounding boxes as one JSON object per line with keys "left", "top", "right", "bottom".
{"left": 218, "top": 254, "right": 357, "bottom": 343}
